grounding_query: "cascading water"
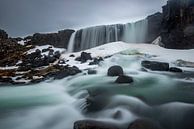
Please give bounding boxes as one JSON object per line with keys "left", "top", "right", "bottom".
{"left": 67, "top": 19, "right": 148, "bottom": 52}
{"left": 1, "top": 53, "right": 194, "bottom": 129}
{"left": 67, "top": 32, "right": 76, "bottom": 53}
{"left": 122, "top": 19, "right": 148, "bottom": 43}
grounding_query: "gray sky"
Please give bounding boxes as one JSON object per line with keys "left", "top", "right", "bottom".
{"left": 0, "top": 0, "right": 167, "bottom": 37}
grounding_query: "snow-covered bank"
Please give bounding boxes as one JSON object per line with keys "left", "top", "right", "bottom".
{"left": 62, "top": 41, "right": 194, "bottom": 70}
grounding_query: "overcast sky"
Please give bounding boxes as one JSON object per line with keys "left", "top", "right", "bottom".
{"left": 0, "top": 0, "right": 167, "bottom": 37}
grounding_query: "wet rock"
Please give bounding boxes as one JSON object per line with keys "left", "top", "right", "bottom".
{"left": 87, "top": 69, "right": 97, "bottom": 75}
{"left": 75, "top": 52, "right": 92, "bottom": 63}
{"left": 174, "top": 59, "right": 194, "bottom": 68}
{"left": 107, "top": 65, "right": 124, "bottom": 76}
{"left": 74, "top": 120, "right": 119, "bottom": 129}
{"left": 128, "top": 119, "right": 163, "bottom": 129}
{"left": 70, "top": 54, "right": 75, "bottom": 57}
{"left": 141, "top": 60, "right": 169, "bottom": 71}
{"left": 89, "top": 57, "right": 103, "bottom": 65}
{"left": 169, "top": 67, "right": 183, "bottom": 72}
{"left": 51, "top": 65, "right": 81, "bottom": 79}
{"left": 115, "top": 75, "right": 133, "bottom": 84}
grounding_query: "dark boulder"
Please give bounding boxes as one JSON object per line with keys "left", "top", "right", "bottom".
{"left": 169, "top": 67, "right": 183, "bottom": 72}
{"left": 58, "top": 59, "right": 66, "bottom": 64}
{"left": 75, "top": 52, "right": 92, "bottom": 63}
{"left": 88, "top": 69, "right": 97, "bottom": 75}
{"left": 74, "top": 120, "right": 119, "bottom": 129}
{"left": 89, "top": 57, "right": 104, "bottom": 65}
{"left": 69, "top": 54, "right": 75, "bottom": 57}
{"left": 42, "top": 48, "right": 50, "bottom": 53}
{"left": 51, "top": 65, "right": 81, "bottom": 79}
{"left": 141, "top": 60, "right": 169, "bottom": 71}
{"left": 48, "top": 49, "right": 54, "bottom": 56}
{"left": 115, "top": 75, "right": 133, "bottom": 84}
{"left": 107, "top": 65, "right": 124, "bottom": 76}
{"left": 128, "top": 119, "right": 163, "bottom": 129}
{"left": 54, "top": 51, "right": 61, "bottom": 59}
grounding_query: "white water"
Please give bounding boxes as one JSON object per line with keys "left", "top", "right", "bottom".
{"left": 67, "top": 19, "right": 148, "bottom": 52}
{"left": 123, "top": 19, "right": 148, "bottom": 43}
{"left": 67, "top": 32, "right": 76, "bottom": 53}
{"left": 1, "top": 52, "right": 194, "bottom": 129}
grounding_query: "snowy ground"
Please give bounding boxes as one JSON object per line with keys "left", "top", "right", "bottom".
{"left": 61, "top": 41, "right": 194, "bottom": 70}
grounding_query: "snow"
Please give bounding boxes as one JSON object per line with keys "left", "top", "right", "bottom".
{"left": 18, "top": 40, "right": 25, "bottom": 45}
{"left": 27, "top": 45, "right": 66, "bottom": 55}
{"left": 61, "top": 41, "right": 194, "bottom": 70}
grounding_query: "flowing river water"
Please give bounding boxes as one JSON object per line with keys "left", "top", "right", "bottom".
{"left": 0, "top": 53, "right": 194, "bottom": 129}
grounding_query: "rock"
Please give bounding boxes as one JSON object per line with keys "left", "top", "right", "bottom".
{"left": 42, "top": 48, "right": 50, "bottom": 53}
{"left": 0, "top": 38, "right": 29, "bottom": 67}
{"left": 58, "top": 59, "right": 65, "bottom": 64}
{"left": 174, "top": 59, "right": 194, "bottom": 68}
{"left": 88, "top": 69, "right": 97, "bottom": 75}
{"left": 107, "top": 65, "right": 124, "bottom": 76}
{"left": 75, "top": 52, "right": 92, "bottom": 63}
{"left": 74, "top": 120, "right": 119, "bottom": 129}
{"left": 69, "top": 54, "right": 75, "bottom": 57}
{"left": 48, "top": 49, "right": 54, "bottom": 56}
{"left": 115, "top": 75, "right": 133, "bottom": 84}
{"left": 48, "top": 56, "right": 57, "bottom": 63}
{"left": 0, "top": 77, "right": 14, "bottom": 84}
{"left": 128, "top": 119, "right": 163, "bottom": 129}
{"left": 17, "top": 65, "right": 32, "bottom": 71}
{"left": 0, "top": 29, "right": 8, "bottom": 39}
{"left": 54, "top": 51, "right": 61, "bottom": 59}
{"left": 146, "top": 12, "right": 163, "bottom": 43}
{"left": 51, "top": 65, "right": 81, "bottom": 79}
{"left": 169, "top": 67, "right": 183, "bottom": 72}
{"left": 161, "top": 0, "right": 194, "bottom": 49}
{"left": 141, "top": 60, "right": 169, "bottom": 71}
{"left": 89, "top": 57, "right": 103, "bottom": 65}
{"left": 24, "top": 29, "right": 75, "bottom": 48}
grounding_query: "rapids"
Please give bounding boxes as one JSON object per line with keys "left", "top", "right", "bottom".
{"left": 0, "top": 53, "right": 194, "bottom": 129}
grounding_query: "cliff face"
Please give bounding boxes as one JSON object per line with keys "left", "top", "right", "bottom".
{"left": 25, "top": 29, "right": 75, "bottom": 48}
{"left": 146, "top": 12, "right": 163, "bottom": 43}
{"left": 161, "top": 0, "right": 194, "bottom": 49}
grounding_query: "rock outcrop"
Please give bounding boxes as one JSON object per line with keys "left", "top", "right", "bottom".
{"left": 25, "top": 29, "right": 75, "bottom": 48}
{"left": 161, "top": 0, "right": 194, "bottom": 49}
{"left": 146, "top": 12, "right": 163, "bottom": 43}
{"left": 0, "top": 29, "right": 8, "bottom": 39}
{"left": 0, "top": 29, "right": 81, "bottom": 85}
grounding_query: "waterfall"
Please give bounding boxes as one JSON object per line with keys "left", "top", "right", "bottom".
{"left": 67, "top": 19, "right": 148, "bottom": 52}
{"left": 77, "top": 24, "right": 123, "bottom": 51}
{"left": 67, "top": 32, "right": 76, "bottom": 53}
{"left": 123, "top": 19, "right": 148, "bottom": 43}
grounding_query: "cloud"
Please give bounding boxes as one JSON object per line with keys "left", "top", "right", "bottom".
{"left": 0, "top": 0, "right": 167, "bottom": 37}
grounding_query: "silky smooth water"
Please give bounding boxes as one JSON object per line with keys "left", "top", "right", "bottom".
{"left": 67, "top": 19, "right": 148, "bottom": 52}
{"left": 0, "top": 54, "right": 194, "bottom": 129}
